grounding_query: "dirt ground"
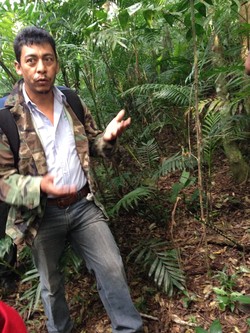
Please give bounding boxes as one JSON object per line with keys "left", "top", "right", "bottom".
{"left": 1, "top": 159, "right": 250, "bottom": 333}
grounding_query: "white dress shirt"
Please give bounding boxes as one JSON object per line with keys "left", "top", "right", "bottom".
{"left": 23, "top": 85, "right": 87, "bottom": 193}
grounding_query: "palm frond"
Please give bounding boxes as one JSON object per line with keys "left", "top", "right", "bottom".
{"left": 155, "top": 152, "right": 197, "bottom": 178}
{"left": 110, "top": 186, "right": 155, "bottom": 216}
{"left": 224, "top": 114, "right": 250, "bottom": 142}
{"left": 137, "top": 139, "right": 160, "bottom": 168}
{"left": 202, "top": 111, "right": 222, "bottom": 164}
{"left": 61, "top": 244, "right": 83, "bottom": 275}
{"left": 0, "top": 236, "right": 12, "bottom": 258}
{"left": 128, "top": 238, "right": 185, "bottom": 296}
{"left": 20, "top": 268, "right": 41, "bottom": 318}
{"left": 123, "top": 84, "right": 192, "bottom": 107}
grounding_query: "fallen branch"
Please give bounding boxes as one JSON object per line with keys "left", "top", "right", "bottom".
{"left": 171, "top": 314, "right": 198, "bottom": 327}
{"left": 140, "top": 313, "right": 159, "bottom": 321}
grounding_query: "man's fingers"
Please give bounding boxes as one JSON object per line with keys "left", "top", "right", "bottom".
{"left": 115, "top": 109, "right": 126, "bottom": 121}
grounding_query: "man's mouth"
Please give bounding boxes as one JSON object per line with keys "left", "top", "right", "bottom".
{"left": 35, "top": 79, "right": 50, "bottom": 86}
{"left": 35, "top": 77, "right": 49, "bottom": 82}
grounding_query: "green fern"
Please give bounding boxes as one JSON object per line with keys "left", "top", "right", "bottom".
{"left": 195, "top": 319, "right": 222, "bottom": 333}
{"left": 123, "top": 83, "right": 192, "bottom": 107}
{"left": 18, "top": 244, "right": 83, "bottom": 318}
{"left": 156, "top": 151, "right": 197, "bottom": 178}
{"left": 129, "top": 238, "right": 185, "bottom": 296}
{"left": 0, "top": 236, "right": 13, "bottom": 259}
{"left": 202, "top": 111, "right": 222, "bottom": 165}
{"left": 224, "top": 114, "right": 250, "bottom": 142}
{"left": 20, "top": 268, "right": 41, "bottom": 318}
{"left": 137, "top": 139, "right": 159, "bottom": 169}
{"left": 110, "top": 186, "right": 155, "bottom": 216}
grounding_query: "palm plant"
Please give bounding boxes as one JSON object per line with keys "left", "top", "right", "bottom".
{"left": 128, "top": 238, "right": 185, "bottom": 296}
{"left": 0, "top": 0, "right": 249, "bottom": 311}
{"left": 18, "top": 244, "right": 83, "bottom": 318}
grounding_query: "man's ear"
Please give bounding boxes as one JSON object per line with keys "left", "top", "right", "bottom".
{"left": 15, "top": 61, "right": 22, "bottom": 75}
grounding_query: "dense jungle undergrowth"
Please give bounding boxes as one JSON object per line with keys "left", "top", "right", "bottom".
{"left": 0, "top": 1, "right": 250, "bottom": 332}
{"left": 1, "top": 149, "right": 249, "bottom": 333}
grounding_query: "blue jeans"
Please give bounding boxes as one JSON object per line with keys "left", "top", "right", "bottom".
{"left": 31, "top": 197, "right": 143, "bottom": 333}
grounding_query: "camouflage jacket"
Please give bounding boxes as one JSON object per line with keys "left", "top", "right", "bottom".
{"left": 0, "top": 81, "right": 115, "bottom": 245}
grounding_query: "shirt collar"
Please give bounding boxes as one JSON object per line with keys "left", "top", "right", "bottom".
{"left": 22, "top": 84, "right": 66, "bottom": 108}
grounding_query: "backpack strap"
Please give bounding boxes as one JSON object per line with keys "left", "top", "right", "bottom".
{"left": 0, "top": 87, "right": 85, "bottom": 169}
{"left": 58, "top": 87, "right": 85, "bottom": 124}
{"left": 0, "top": 107, "right": 19, "bottom": 168}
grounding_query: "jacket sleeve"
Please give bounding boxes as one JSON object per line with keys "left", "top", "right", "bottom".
{"left": 81, "top": 101, "right": 117, "bottom": 158}
{"left": 0, "top": 129, "right": 42, "bottom": 208}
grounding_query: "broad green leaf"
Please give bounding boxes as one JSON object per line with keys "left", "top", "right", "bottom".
{"left": 163, "top": 269, "right": 171, "bottom": 294}
{"left": 195, "top": 23, "right": 205, "bottom": 37}
{"left": 180, "top": 170, "right": 190, "bottom": 185}
{"left": 154, "top": 259, "right": 162, "bottom": 283}
{"left": 172, "top": 279, "right": 185, "bottom": 290}
{"left": 203, "top": 0, "right": 213, "bottom": 5}
{"left": 162, "top": 12, "right": 175, "bottom": 26}
{"left": 157, "top": 264, "right": 165, "bottom": 287}
{"left": 148, "top": 257, "right": 159, "bottom": 277}
{"left": 213, "top": 287, "right": 227, "bottom": 296}
{"left": 210, "top": 319, "right": 222, "bottom": 333}
{"left": 143, "top": 9, "right": 155, "bottom": 28}
{"left": 194, "top": 3, "right": 207, "bottom": 17}
{"left": 135, "top": 247, "right": 148, "bottom": 263}
{"left": 195, "top": 328, "right": 207, "bottom": 333}
{"left": 118, "top": 9, "right": 130, "bottom": 29}
{"left": 184, "top": 13, "right": 191, "bottom": 28}
{"left": 94, "top": 8, "right": 107, "bottom": 21}
{"left": 176, "top": 0, "right": 189, "bottom": 12}
{"left": 231, "top": 294, "right": 250, "bottom": 304}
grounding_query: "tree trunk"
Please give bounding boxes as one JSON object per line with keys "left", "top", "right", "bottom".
{"left": 212, "top": 34, "right": 250, "bottom": 183}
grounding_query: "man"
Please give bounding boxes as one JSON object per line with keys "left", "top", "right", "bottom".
{"left": 0, "top": 26, "right": 143, "bottom": 333}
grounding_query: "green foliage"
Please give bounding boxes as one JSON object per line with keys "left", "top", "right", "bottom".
{"left": 213, "top": 267, "right": 250, "bottom": 312}
{"left": 0, "top": 0, "right": 249, "bottom": 322}
{"left": 0, "top": 236, "right": 18, "bottom": 276}
{"left": 195, "top": 319, "right": 222, "bottom": 333}
{"left": 213, "top": 287, "right": 250, "bottom": 312}
{"left": 137, "top": 138, "right": 159, "bottom": 169}
{"left": 170, "top": 169, "right": 196, "bottom": 202}
{"left": 60, "top": 244, "right": 83, "bottom": 276}
{"left": 202, "top": 108, "right": 222, "bottom": 165}
{"left": 128, "top": 238, "right": 185, "bottom": 296}
{"left": 124, "top": 83, "right": 193, "bottom": 107}
{"left": 18, "top": 243, "right": 83, "bottom": 317}
{"left": 110, "top": 186, "right": 155, "bottom": 216}
{"left": 156, "top": 152, "right": 197, "bottom": 178}
{"left": 20, "top": 268, "right": 41, "bottom": 318}
{"left": 0, "top": 236, "right": 12, "bottom": 259}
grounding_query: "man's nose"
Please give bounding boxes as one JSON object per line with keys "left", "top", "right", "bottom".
{"left": 37, "top": 59, "right": 46, "bottom": 73}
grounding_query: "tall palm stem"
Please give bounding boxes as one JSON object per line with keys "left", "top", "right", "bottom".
{"left": 190, "top": 0, "right": 209, "bottom": 270}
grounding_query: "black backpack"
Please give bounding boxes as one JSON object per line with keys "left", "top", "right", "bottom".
{"left": 0, "top": 86, "right": 85, "bottom": 284}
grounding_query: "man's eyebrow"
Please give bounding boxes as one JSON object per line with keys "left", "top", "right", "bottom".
{"left": 24, "top": 54, "right": 37, "bottom": 58}
{"left": 24, "top": 53, "right": 55, "bottom": 58}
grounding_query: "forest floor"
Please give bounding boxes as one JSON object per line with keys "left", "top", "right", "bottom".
{"left": 1, "top": 157, "right": 250, "bottom": 333}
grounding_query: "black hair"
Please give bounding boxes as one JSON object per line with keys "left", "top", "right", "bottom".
{"left": 14, "top": 26, "right": 57, "bottom": 63}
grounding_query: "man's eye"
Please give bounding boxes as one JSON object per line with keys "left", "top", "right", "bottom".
{"left": 27, "top": 58, "right": 35, "bottom": 64}
{"left": 45, "top": 57, "right": 54, "bottom": 63}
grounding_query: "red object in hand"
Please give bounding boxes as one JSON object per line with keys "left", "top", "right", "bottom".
{"left": 0, "top": 301, "right": 27, "bottom": 333}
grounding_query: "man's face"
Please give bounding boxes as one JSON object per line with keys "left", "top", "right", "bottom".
{"left": 15, "top": 42, "right": 59, "bottom": 98}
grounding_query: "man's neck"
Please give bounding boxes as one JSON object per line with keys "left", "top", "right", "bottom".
{"left": 23, "top": 84, "right": 55, "bottom": 124}
{"left": 25, "top": 88, "right": 54, "bottom": 108}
